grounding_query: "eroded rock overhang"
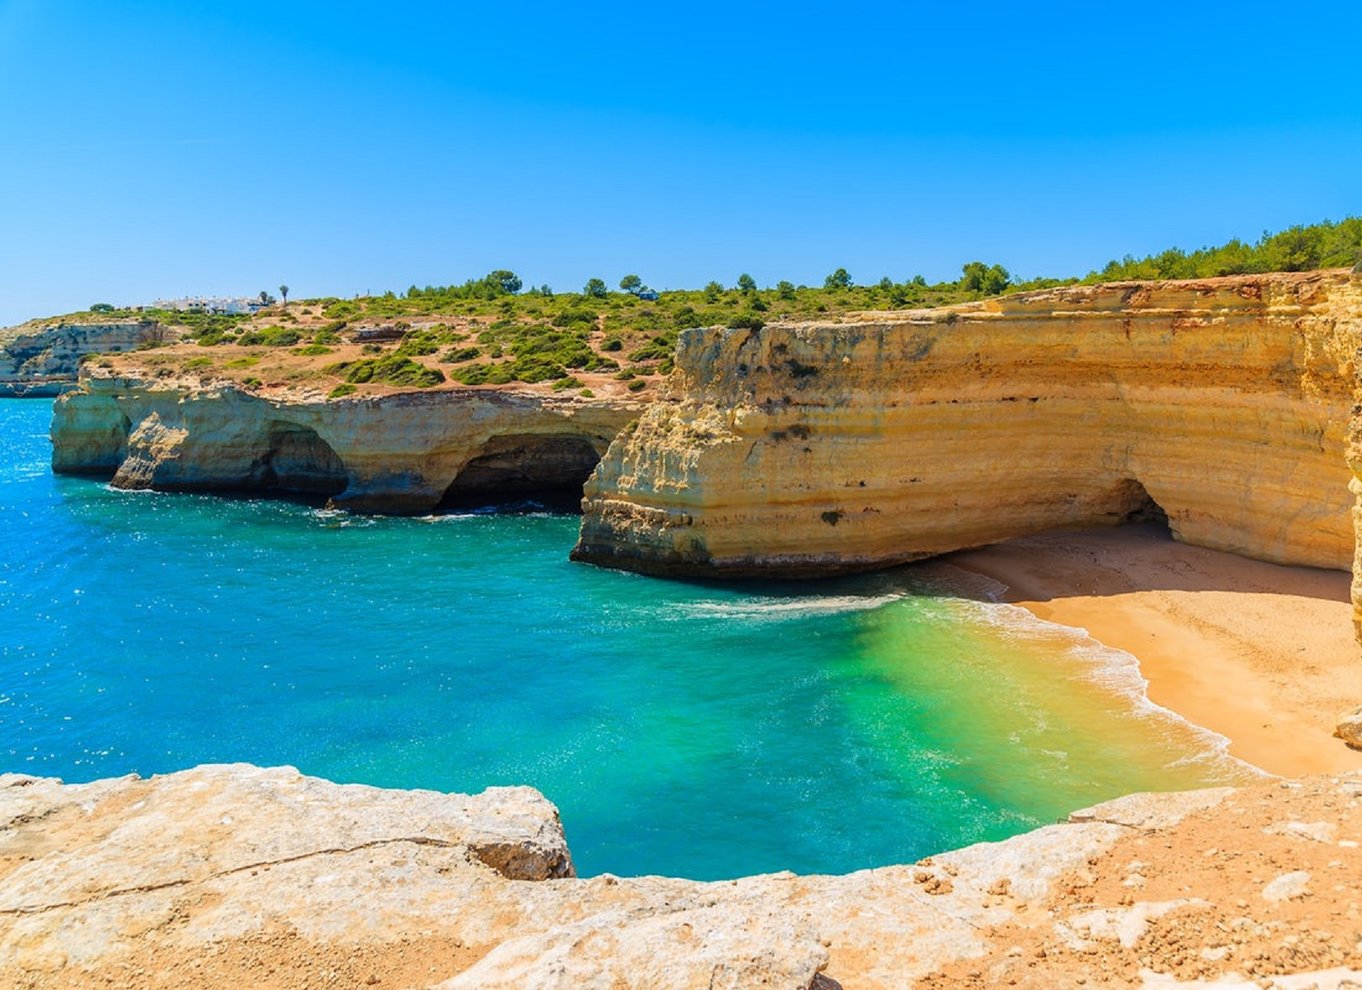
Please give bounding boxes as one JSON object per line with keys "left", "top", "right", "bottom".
{"left": 50, "top": 382, "right": 644, "bottom": 515}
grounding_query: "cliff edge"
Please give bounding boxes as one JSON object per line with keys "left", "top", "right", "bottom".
{"left": 4, "top": 765, "right": 1362, "bottom": 989}
{"left": 51, "top": 372, "right": 645, "bottom": 514}
{"left": 0, "top": 319, "right": 170, "bottom": 397}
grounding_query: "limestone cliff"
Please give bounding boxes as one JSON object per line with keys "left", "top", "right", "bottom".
{"left": 575, "top": 272, "right": 1362, "bottom": 596}
{"left": 51, "top": 372, "right": 644, "bottom": 513}
{"left": 0, "top": 319, "right": 170, "bottom": 397}
{"left": 4, "top": 764, "right": 1362, "bottom": 989}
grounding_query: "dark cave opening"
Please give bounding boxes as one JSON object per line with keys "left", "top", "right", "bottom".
{"left": 439, "top": 433, "right": 602, "bottom": 513}
{"left": 1108, "top": 478, "right": 1171, "bottom": 532}
{"left": 251, "top": 423, "right": 348, "bottom": 496}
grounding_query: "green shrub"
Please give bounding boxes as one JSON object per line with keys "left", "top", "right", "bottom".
{"left": 673, "top": 306, "right": 701, "bottom": 329}
{"left": 340, "top": 355, "right": 445, "bottom": 388}
{"left": 601, "top": 337, "right": 624, "bottom": 352}
{"left": 553, "top": 308, "right": 597, "bottom": 328}
{"left": 441, "top": 346, "right": 481, "bottom": 363}
{"left": 582, "top": 353, "right": 619, "bottom": 372}
{"left": 394, "top": 327, "right": 459, "bottom": 355}
{"left": 629, "top": 331, "right": 677, "bottom": 362}
{"left": 328, "top": 383, "right": 357, "bottom": 399}
{"left": 323, "top": 300, "right": 362, "bottom": 320}
{"left": 295, "top": 343, "right": 334, "bottom": 356}
{"left": 627, "top": 379, "right": 647, "bottom": 392}
{"left": 452, "top": 361, "right": 516, "bottom": 386}
{"left": 184, "top": 356, "right": 213, "bottom": 369}
{"left": 237, "top": 325, "right": 302, "bottom": 347}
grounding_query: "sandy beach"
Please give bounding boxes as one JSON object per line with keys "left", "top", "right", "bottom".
{"left": 941, "top": 524, "right": 1362, "bottom": 778}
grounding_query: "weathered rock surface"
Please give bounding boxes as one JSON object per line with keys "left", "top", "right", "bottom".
{"left": 1335, "top": 706, "right": 1362, "bottom": 749}
{"left": 0, "top": 320, "right": 170, "bottom": 396}
{"left": 51, "top": 374, "right": 644, "bottom": 513}
{"left": 574, "top": 272, "right": 1362, "bottom": 598}
{"left": 4, "top": 765, "right": 1362, "bottom": 989}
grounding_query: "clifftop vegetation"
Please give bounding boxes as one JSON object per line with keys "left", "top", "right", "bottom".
{"left": 1086, "top": 217, "right": 1362, "bottom": 282}
{"left": 37, "top": 216, "right": 1362, "bottom": 398}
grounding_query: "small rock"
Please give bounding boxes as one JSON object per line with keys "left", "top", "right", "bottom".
{"left": 1264, "top": 821, "right": 1337, "bottom": 843}
{"left": 1334, "top": 706, "right": 1362, "bottom": 749}
{"left": 1261, "top": 870, "right": 1311, "bottom": 902}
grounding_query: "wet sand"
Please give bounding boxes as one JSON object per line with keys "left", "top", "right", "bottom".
{"left": 942, "top": 524, "right": 1362, "bottom": 777}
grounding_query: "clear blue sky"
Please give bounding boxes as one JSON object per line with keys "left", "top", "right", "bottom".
{"left": 1, "top": 0, "right": 1359, "bottom": 325}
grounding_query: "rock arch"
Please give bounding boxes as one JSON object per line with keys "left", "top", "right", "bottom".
{"left": 249, "top": 421, "right": 348, "bottom": 496}
{"left": 440, "top": 433, "right": 603, "bottom": 512}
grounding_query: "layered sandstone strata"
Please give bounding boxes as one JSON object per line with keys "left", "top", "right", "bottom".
{"left": 0, "top": 320, "right": 169, "bottom": 396}
{"left": 4, "top": 764, "right": 1362, "bottom": 989}
{"left": 51, "top": 373, "right": 644, "bottom": 513}
{"left": 575, "top": 272, "right": 1362, "bottom": 596}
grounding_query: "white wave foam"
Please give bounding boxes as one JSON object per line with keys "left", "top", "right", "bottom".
{"left": 674, "top": 591, "right": 907, "bottom": 622}
{"left": 944, "top": 597, "right": 1267, "bottom": 780}
{"left": 309, "top": 508, "right": 375, "bottom": 527}
{"left": 416, "top": 509, "right": 555, "bottom": 523}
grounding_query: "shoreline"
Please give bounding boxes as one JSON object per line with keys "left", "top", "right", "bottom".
{"left": 939, "top": 524, "right": 1362, "bottom": 778}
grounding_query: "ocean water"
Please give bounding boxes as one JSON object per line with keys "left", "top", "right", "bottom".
{"left": 0, "top": 399, "right": 1256, "bottom": 879}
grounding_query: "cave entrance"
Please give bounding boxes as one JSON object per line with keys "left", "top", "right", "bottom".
{"left": 252, "top": 422, "right": 348, "bottom": 497}
{"left": 440, "top": 433, "right": 602, "bottom": 513}
{"left": 1108, "top": 478, "right": 1170, "bottom": 532}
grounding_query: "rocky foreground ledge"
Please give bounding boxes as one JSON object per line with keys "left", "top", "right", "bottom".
{"left": 3, "top": 766, "right": 1362, "bottom": 989}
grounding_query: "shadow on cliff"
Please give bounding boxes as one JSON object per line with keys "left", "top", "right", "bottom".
{"left": 637, "top": 517, "right": 1350, "bottom": 612}
{"left": 926, "top": 521, "right": 1352, "bottom": 607}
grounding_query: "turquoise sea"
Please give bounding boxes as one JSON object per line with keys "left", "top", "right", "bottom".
{"left": 0, "top": 399, "right": 1255, "bottom": 879}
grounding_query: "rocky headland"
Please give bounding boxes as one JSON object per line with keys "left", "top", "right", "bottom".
{"left": 0, "top": 319, "right": 171, "bottom": 397}
{"left": 571, "top": 271, "right": 1362, "bottom": 627}
{"left": 4, "top": 764, "right": 1362, "bottom": 989}
{"left": 51, "top": 370, "right": 643, "bottom": 513}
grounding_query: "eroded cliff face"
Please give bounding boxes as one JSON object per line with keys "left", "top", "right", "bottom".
{"left": 0, "top": 320, "right": 169, "bottom": 396}
{"left": 51, "top": 373, "right": 644, "bottom": 514}
{"left": 4, "top": 764, "right": 1362, "bottom": 989}
{"left": 575, "top": 272, "right": 1362, "bottom": 593}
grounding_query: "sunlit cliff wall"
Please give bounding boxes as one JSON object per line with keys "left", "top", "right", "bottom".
{"left": 575, "top": 272, "right": 1362, "bottom": 633}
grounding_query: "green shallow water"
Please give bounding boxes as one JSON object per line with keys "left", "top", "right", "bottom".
{"left": 0, "top": 399, "right": 1256, "bottom": 878}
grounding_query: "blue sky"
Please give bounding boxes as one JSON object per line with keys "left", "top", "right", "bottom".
{"left": 1, "top": 0, "right": 1359, "bottom": 324}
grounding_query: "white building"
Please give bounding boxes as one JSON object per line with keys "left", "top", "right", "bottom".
{"left": 149, "top": 296, "right": 266, "bottom": 315}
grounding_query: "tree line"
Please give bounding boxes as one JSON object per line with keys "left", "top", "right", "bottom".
{"left": 1086, "top": 217, "right": 1362, "bottom": 282}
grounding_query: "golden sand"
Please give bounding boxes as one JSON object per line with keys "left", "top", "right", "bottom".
{"left": 943, "top": 524, "right": 1362, "bottom": 777}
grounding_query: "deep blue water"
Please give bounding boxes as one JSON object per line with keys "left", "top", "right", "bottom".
{"left": 0, "top": 399, "right": 1251, "bottom": 878}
